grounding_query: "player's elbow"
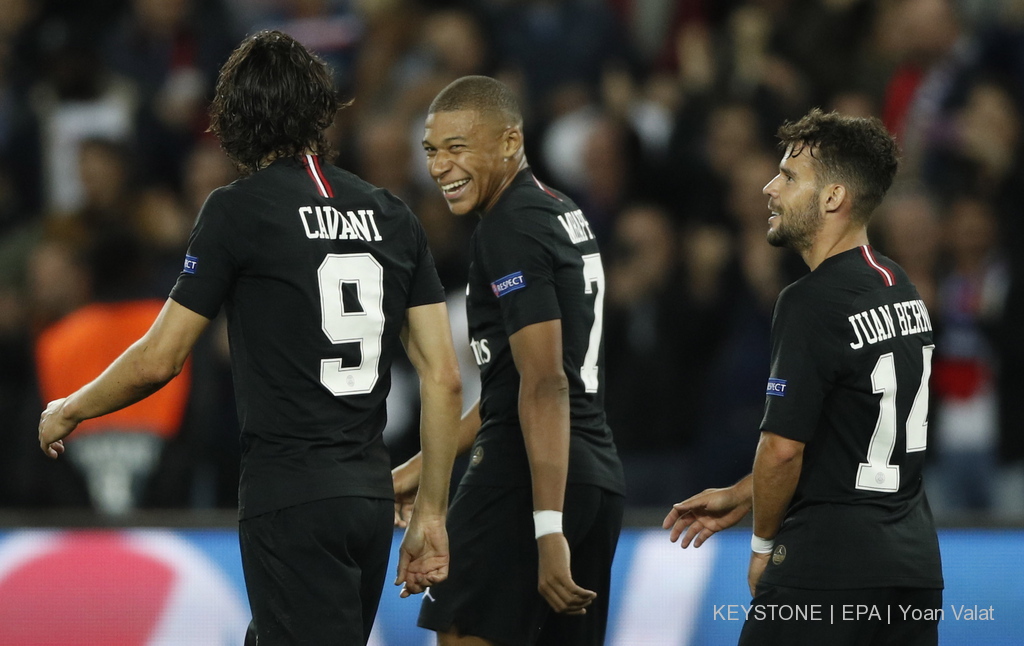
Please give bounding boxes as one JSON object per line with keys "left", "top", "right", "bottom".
{"left": 431, "top": 362, "right": 463, "bottom": 400}
{"left": 133, "top": 346, "right": 185, "bottom": 388}
{"left": 759, "top": 431, "right": 804, "bottom": 464}
{"left": 521, "top": 369, "right": 569, "bottom": 400}
{"left": 137, "top": 359, "right": 181, "bottom": 388}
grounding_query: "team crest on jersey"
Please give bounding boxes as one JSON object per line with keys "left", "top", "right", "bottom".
{"left": 766, "top": 378, "right": 787, "bottom": 397}
{"left": 491, "top": 271, "right": 526, "bottom": 298}
{"left": 772, "top": 544, "right": 787, "bottom": 565}
{"left": 183, "top": 255, "right": 198, "bottom": 274}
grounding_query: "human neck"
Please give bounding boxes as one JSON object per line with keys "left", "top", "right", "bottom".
{"left": 802, "top": 225, "right": 870, "bottom": 271}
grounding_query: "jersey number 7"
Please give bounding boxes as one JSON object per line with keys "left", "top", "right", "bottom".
{"left": 856, "top": 345, "right": 934, "bottom": 493}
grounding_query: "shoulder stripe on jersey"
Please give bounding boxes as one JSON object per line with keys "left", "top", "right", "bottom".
{"left": 531, "top": 173, "right": 561, "bottom": 201}
{"left": 860, "top": 245, "right": 895, "bottom": 286}
{"left": 303, "top": 154, "right": 334, "bottom": 198}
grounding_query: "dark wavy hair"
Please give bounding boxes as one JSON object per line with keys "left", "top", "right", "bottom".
{"left": 209, "top": 30, "right": 340, "bottom": 175}
{"left": 777, "top": 108, "right": 899, "bottom": 222}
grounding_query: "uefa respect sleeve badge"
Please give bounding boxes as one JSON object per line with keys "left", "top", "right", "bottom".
{"left": 491, "top": 271, "right": 526, "bottom": 297}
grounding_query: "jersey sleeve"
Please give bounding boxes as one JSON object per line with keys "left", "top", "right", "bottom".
{"left": 168, "top": 189, "right": 240, "bottom": 319}
{"left": 759, "top": 284, "right": 836, "bottom": 443}
{"left": 479, "top": 208, "right": 561, "bottom": 336}
{"left": 406, "top": 211, "right": 446, "bottom": 308}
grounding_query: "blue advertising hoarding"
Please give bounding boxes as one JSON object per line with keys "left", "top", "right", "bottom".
{"left": 0, "top": 528, "right": 1018, "bottom": 644}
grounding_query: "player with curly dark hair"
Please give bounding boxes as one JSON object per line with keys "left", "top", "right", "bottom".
{"left": 39, "top": 30, "right": 463, "bottom": 645}
{"left": 665, "top": 109, "right": 943, "bottom": 645}
{"left": 208, "top": 30, "right": 340, "bottom": 175}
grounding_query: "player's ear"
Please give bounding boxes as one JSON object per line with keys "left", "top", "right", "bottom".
{"left": 501, "top": 126, "right": 523, "bottom": 160}
{"left": 823, "top": 183, "right": 847, "bottom": 214}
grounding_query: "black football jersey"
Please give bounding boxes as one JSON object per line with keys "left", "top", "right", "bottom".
{"left": 459, "top": 169, "right": 624, "bottom": 494}
{"left": 170, "top": 155, "right": 445, "bottom": 519}
{"left": 759, "top": 245, "right": 943, "bottom": 589}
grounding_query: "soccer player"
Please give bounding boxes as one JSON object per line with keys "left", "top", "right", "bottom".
{"left": 393, "top": 75, "right": 626, "bottom": 645}
{"left": 38, "top": 31, "right": 462, "bottom": 645}
{"left": 663, "top": 109, "right": 943, "bottom": 645}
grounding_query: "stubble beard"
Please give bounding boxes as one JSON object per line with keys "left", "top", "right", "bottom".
{"left": 767, "top": 195, "right": 822, "bottom": 253}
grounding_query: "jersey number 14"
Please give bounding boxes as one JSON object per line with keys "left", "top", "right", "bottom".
{"left": 856, "top": 345, "right": 934, "bottom": 493}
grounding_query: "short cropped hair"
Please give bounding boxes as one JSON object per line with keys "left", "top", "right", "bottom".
{"left": 209, "top": 30, "right": 339, "bottom": 175}
{"left": 428, "top": 75, "right": 523, "bottom": 128}
{"left": 777, "top": 108, "right": 899, "bottom": 222}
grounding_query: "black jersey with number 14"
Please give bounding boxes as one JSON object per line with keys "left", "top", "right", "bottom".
{"left": 759, "top": 246, "right": 943, "bottom": 590}
{"left": 170, "top": 155, "right": 445, "bottom": 519}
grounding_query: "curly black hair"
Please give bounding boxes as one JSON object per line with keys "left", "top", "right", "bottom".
{"left": 777, "top": 108, "right": 899, "bottom": 222}
{"left": 209, "top": 30, "right": 340, "bottom": 175}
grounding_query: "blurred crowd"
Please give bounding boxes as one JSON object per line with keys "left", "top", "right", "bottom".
{"left": 0, "top": 0, "right": 1022, "bottom": 519}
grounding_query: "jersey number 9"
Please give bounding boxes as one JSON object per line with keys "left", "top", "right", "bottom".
{"left": 316, "top": 253, "right": 386, "bottom": 396}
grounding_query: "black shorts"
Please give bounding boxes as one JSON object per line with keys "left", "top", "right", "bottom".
{"left": 739, "top": 583, "right": 942, "bottom": 646}
{"left": 418, "top": 483, "right": 624, "bottom": 646}
{"left": 239, "top": 496, "right": 393, "bottom": 645}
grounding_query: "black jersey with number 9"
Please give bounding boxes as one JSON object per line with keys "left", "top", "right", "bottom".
{"left": 170, "top": 156, "right": 445, "bottom": 519}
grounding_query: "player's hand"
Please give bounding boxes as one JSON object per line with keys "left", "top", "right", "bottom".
{"left": 38, "top": 398, "right": 75, "bottom": 459}
{"left": 747, "top": 551, "right": 770, "bottom": 597}
{"left": 663, "top": 485, "right": 752, "bottom": 548}
{"left": 391, "top": 456, "right": 421, "bottom": 528}
{"left": 395, "top": 512, "right": 448, "bottom": 598}
{"left": 536, "top": 533, "right": 596, "bottom": 615}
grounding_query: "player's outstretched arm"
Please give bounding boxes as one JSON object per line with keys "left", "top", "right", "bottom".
{"left": 663, "top": 474, "right": 753, "bottom": 548}
{"left": 396, "top": 302, "right": 462, "bottom": 595}
{"left": 510, "top": 320, "right": 596, "bottom": 615}
{"left": 38, "top": 299, "right": 210, "bottom": 458}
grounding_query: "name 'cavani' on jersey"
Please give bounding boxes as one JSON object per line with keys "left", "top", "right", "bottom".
{"left": 759, "top": 246, "right": 942, "bottom": 590}
{"left": 460, "top": 168, "right": 624, "bottom": 494}
{"left": 170, "top": 155, "right": 445, "bottom": 519}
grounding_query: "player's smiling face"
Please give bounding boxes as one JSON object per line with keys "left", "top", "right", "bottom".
{"left": 763, "top": 143, "right": 824, "bottom": 252}
{"left": 423, "top": 109, "right": 511, "bottom": 216}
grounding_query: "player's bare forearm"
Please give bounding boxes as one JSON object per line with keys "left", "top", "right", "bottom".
{"left": 391, "top": 400, "right": 481, "bottom": 527}
{"left": 519, "top": 373, "right": 571, "bottom": 511}
{"left": 38, "top": 299, "right": 208, "bottom": 457}
{"left": 664, "top": 473, "right": 753, "bottom": 548}
{"left": 404, "top": 302, "right": 463, "bottom": 517}
{"left": 509, "top": 320, "right": 571, "bottom": 512}
{"left": 751, "top": 431, "right": 804, "bottom": 540}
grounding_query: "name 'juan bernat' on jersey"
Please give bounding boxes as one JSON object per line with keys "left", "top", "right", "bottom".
{"left": 759, "top": 245, "right": 943, "bottom": 591}
{"left": 460, "top": 168, "right": 624, "bottom": 495}
{"left": 170, "top": 155, "right": 445, "bottom": 520}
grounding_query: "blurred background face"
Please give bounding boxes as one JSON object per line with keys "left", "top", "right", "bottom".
{"left": 78, "top": 141, "right": 128, "bottom": 212}
{"left": 420, "top": 9, "right": 486, "bottom": 78}
{"left": 133, "top": 0, "right": 189, "bottom": 37}
{"left": 946, "top": 197, "right": 996, "bottom": 266}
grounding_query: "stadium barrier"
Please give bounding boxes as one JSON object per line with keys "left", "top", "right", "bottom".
{"left": 0, "top": 527, "right": 1019, "bottom": 644}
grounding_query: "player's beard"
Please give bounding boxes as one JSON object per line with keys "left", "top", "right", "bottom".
{"left": 767, "top": 191, "right": 823, "bottom": 253}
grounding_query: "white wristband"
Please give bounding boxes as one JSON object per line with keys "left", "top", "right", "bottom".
{"left": 751, "top": 534, "right": 775, "bottom": 554}
{"left": 533, "top": 510, "right": 563, "bottom": 539}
